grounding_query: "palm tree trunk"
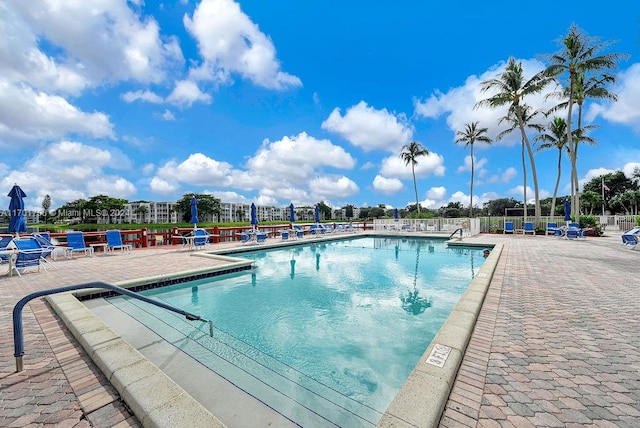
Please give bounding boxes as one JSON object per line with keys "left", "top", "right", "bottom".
{"left": 517, "top": 108, "right": 540, "bottom": 222}
{"left": 567, "top": 72, "right": 577, "bottom": 220}
{"left": 412, "top": 164, "right": 420, "bottom": 214}
{"left": 470, "top": 144, "right": 475, "bottom": 218}
{"left": 521, "top": 139, "right": 527, "bottom": 222}
{"left": 551, "top": 148, "right": 562, "bottom": 217}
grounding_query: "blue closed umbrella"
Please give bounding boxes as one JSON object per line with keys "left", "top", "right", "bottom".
{"left": 250, "top": 203, "right": 258, "bottom": 227}
{"left": 314, "top": 205, "right": 320, "bottom": 223}
{"left": 394, "top": 208, "right": 399, "bottom": 220}
{"left": 190, "top": 196, "right": 199, "bottom": 228}
{"left": 564, "top": 199, "right": 571, "bottom": 222}
{"left": 8, "top": 184, "right": 27, "bottom": 236}
{"left": 289, "top": 203, "right": 295, "bottom": 223}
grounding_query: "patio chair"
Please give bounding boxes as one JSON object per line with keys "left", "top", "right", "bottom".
{"left": 66, "top": 231, "right": 94, "bottom": 257}
{"left": 33, "top": 232, "right": 71, "bottom": 261}
{"left": 256, "top": 232, "right": 267, "bottom": 244}
{"left": 545, "top": 222, "right": 558, "bottom": 236}
{"left": 192, "top": 229, "right": 210, "bottom": 250}
{"left": 0, "top": 236, "right": 14, "bottom": 265}
{"left": 9, "top": 237, "right": 49, "bottom": 276}
{"left": 106, "top": 230, "right": 133, "bottom": 253}
{"left": 523, "top": 222, "right": 535, "bottom": 236}
{"left": 621, "top": 232, "right": 639, "bottom": 249}
{"left": 293, "top": 225, "right": 304, "bottom": 239}
{"left": 281, "top": 230, "right": 289, "bottom": 240}
{"left": 503, "top": 221, "right": 514, "bottom": 234}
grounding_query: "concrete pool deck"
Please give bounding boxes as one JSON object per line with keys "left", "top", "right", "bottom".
{"left": 1, "top": 231, "right": 639, "bottom": 426}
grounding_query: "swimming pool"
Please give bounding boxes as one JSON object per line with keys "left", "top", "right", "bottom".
{"left": 105, "top": 236, "right": 484, "bottom": 427}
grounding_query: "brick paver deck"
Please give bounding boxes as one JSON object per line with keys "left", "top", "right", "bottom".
{"left": 1, "top": 233, "right": 639, "bottom": 427}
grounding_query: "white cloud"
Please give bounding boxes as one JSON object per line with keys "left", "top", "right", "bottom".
{"left": 379, "top": 152, "right": 445, "bottom": 179}
{"left": 414, "top": 58, "right": 557, "bottom": 146}
{"left": 487, "top": 167, "right": 517, "bottom": 184}
{"left": 456, "top": 155, "right": 488, "bottom": 174}
{"left": 87, "top": 176, "right": 136, "bottom": 198}
{"left": 184, "top": 0, "right": 301, "bottom": 90}
{"left": 0, "top": 80, "right": 114, "bottom": 147}
{"left": 8, "top": 1, "right": 183, "bottom": 86}
{"left": 587, "top": 63, "right": 640, "bottom": 131}
{"left": 156, "top": 153, "right": 232, "bottom": 186}
{"left": 162, "top": 109, "right": 176, "bottom": 121}
{"left": 245, "top": 132, "right": 356, "bottom": 185}
{"left": 149, "top": 176, "right": 178, "bottom": 194}
{"left": 372, "top": 175, "right": 404, "bottom": 195}
{"left": 309, "top": 176, "right": 359, "bottom": 200}
{"left": 122, "top": 90, "right": 164, "bottom": 104}
{"left": 166, "top": 80, "right": 212, "bottom": 107}
{"left": 322, "top": 101, "right": 413, "bottom": 152}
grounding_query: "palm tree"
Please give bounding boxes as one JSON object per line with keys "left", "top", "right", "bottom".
{"left": 476, "top": 57, "right": 554, "bottom": 223}
{"left": 400, "top": 141, "right": 430, "bottom": 214}
{"left": 545, "top": 24, "right": 627, "bottom": 220}
{"left": 455, "top": 122, "right": 492, "bottom": 218}
{"left": 496, "top": 105, "right": 545, "bottom": 222}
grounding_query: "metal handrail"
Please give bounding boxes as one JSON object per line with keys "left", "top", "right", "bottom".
{"left": 12, "top": 281, "right": 213, "bottom": 372}
{"left": 449, "top": 228, "right": 463, "bottom": 239}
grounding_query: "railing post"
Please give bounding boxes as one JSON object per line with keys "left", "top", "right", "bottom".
{"left": 141, "top": 227, "right": 148, "bottom": 247}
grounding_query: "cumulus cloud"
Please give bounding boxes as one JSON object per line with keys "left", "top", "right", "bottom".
{"left": 487, "top": 167, "right": 517, "bottom": 184}
{"left": 122, "top": 90, "right": 164, "bottom": 104}
{"left": 149, "top": 176, "right": 178, "bottom": 194}
{"left": 166, "top": 80, "right": 212, "bottom": 106}
{"left": 587, "top": 63, "right": 640, "bottom": 132}
{"left": 379, "top": 152, "right": 445, "bottom": 179}
{"left": 372, "top": 175, "right": 404, "bottom": 195}
{"left": 246, "top": 132, "right": 356, "bottom": 184}
{"left": 309, "top": 176, "right": 359, "bottom": 200}
{"left": 322, "top": 101, "right": 413, "bottom": 152}
{"left": 0, "top": 81, "right": 114, "bottom": 147}
{"left": 155, "top": 153, "right": 232, "bottom": 186}
{"left": 184, "top": 0, "right": 301, "bottom": 90}
{"left": 87, "top": 176, "right": 137, "bottom": 198}
{"left": 414, "top": 58, "right": 558, "bottom": 146}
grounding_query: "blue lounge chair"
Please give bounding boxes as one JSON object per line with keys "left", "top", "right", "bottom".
{"left": 546, "top": 222, "right": 557, "bottom": 236}
{"left": 0, "top": 236, "right": 14, "bottom": 265}
{"left": 256, "top": 232, "right": 267, "bottom": 244}
{"left": 523, "top": 222, "right": 535, "bottom": 236}
{"left": 281, "top": 230, "right": 289, "bottom": 240}
{"left": 106, "top": 230, "right": 133, "bottom": 253}
{"left": 622, "top": 230, "right": 639, "bottom": 249}
{"left": 10, "top": 237, "right": 48, "bottom": 276}
{"left": 192, "top": 229, "right": 210, "bottom": 250}
{"left": 293, "top": 225, "right": 304, "bottom": 239}
{"left": 66, "top": 231, "right": 94, "bottom": 257}
{"left": 33, "top": 233, "right": 71, "bottom": 261}
{"left": 503, "top": 221, "right": 514, "bottom": 234}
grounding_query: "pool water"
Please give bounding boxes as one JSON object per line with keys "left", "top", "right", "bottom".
{"left": 107, "top": 236, "right": 484, "bottom": 427}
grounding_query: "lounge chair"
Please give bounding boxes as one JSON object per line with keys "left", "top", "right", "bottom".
{"left": 256, "top": 232, "right": 267, "bottom": 244}
{"left": 9, "top": 237, "right": 49, "bottom": 276}
{"left": 523, "top": 222, "right": 535, "bottom": 236}
{"left": 503, "top": 221, "right": 514, "bottom": 234}
{"left": 0, "top": 236, "right": 14, "bottom": 266}
{"left": 33, "top": 233, "right": 71, "bottom": 260}
{"left": 106, "top": 230, "right": 133, "bottom": 253}
{"left": 281, "top": 230, "right": 289, "bottom": 240}
{"left": 622, "top": 230, "right": 639, "bottom": 249}
{"left": 566, "top": 227, "right": 584, "bottom": 240}
{"left": 293, "top": 225, "right": 304, "bottom": 239}
{"left": 66, "top": 231, "right": 94, "bottom": 257}
{"left": 192, "top": 229, "right": 210, "bottom": 250}
{"left": 545, "top": 222, "right": 558, "bottom": 236}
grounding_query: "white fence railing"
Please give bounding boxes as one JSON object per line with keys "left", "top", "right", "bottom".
{"left": 372, "top": 218, "right": 480, "bottom": 237}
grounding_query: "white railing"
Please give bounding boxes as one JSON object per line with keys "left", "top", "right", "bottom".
{"left": 372, "top": 218, "right": 479, "bottom": 237}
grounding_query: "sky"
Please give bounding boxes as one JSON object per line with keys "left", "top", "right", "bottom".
{"left": 1, "top": 0, "right": 640, "bottom": 213}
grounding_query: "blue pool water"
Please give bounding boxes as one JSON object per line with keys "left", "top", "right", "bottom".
{"left": 107, "top": 236, "right": 484, "bottom": 427}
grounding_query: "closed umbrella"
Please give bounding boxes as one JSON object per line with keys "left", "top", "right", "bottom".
{"left": 314, "top": 205, "right": 320, "bottom": 224}
{"left": 394, "top": 208, "right": 399, "bottom": 220}
{"left": 289, "top": 203, "right": 295, "bottom": 223}
{"left": 250, "top": 203, "right": 258, "bottom": 230}
{"left": 8, "top": 184, "right": 27, "bottom": 236}
{"left": 564, "top": 199, "right": 571, "bottom": 225}
{"left": 190, "top": 196, "right": 199, "bottom": 229}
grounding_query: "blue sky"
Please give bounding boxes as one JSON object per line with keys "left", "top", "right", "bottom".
{"left": 1, "top": 0, "right": 639, "bottom": 213}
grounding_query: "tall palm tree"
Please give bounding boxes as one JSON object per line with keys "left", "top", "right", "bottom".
{"left": 535, "top": 117, "right": 597, "bottom": 217}
{"left": 497, "top": 105, "right": 545, "bottom": 222}
{"left": 400, "top": 141, "right": 429, "bottom": 214}
{"left": 455, "top": 122, "right": 492, "bottom": 218}
{"left": 476, "top": 57, "right": 554, "bottom": 223}
{"left": 545, "top": 24, "right": 627, "bottom": 220}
